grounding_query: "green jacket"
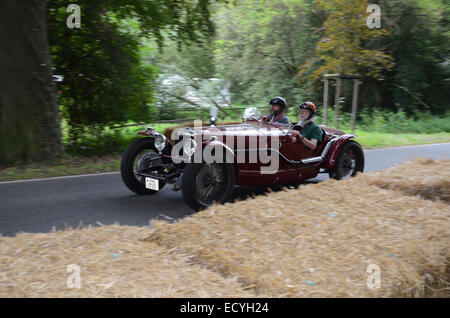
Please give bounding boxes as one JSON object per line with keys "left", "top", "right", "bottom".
{"left": 292, "top": 121, "right": 323, "bottom": 143}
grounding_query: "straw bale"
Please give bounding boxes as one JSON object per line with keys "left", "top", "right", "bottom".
{"left": 148, "top": 170, "right": 449, "bottom": 297}
{"left": 0, "top": 225, "right": 255, "bottom": 297}
{"left": 1, "top": 159, "right": 448, "bottom": 298}
{"left": 356, "top": 158, "right": 450, "bottom": 203}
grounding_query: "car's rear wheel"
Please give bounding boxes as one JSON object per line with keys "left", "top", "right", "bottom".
{"left": 182, "top": 163, "right": 236, "bottom": 211}
{"left": 329, "top": 141, "right": 364, "bottom": 180}
{"left": 121, "top": 138, "right": 166, "bottom": 195}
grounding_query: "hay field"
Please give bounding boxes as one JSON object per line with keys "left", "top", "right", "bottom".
{"left": 1, "top": 159, "right": 449, "bottom": 297}
{"left": 148, "top": 181, "right": 449, "bottom": 297}
{"left": 0, "top": 225, "right": 254, "bottom": 297}
{"left": 357, "top": 158, "right": 449, "bottom": 203}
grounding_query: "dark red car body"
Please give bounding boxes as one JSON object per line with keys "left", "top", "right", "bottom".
{"left": 121, "top": 118, "right": 365, "bottom": 210}
{"left": 137, "top": 120, "right": 361, "bottom": 187}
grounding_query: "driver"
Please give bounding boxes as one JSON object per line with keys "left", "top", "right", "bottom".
{"left": 290, "top": 101, "right": 322, "bottom": 151}
{"left": 264, "top": 97, "right": 291, "bottom": 126}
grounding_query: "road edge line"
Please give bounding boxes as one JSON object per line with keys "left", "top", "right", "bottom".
{"left": 0, "top": 171, "right": 120, "bottom": 185}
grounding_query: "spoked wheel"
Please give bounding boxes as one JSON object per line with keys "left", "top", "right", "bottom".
{"left": 121, "top": 138, "right": 166, "bottom": 195}
{"left": 182, "top": 163, "right": 236, "bottom": 211}
{"left": 329, "top": 141, "right": 364, "bottom": 180}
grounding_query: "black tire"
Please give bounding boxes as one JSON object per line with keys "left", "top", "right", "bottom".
{"left": 121, "top": 138, "right": 165, "bottom": 195}
{"left": 182, "top": 163, "right": 236, "bottom": 211}
{"left": 329, "top": 140, "right": 365, "bottom": 180}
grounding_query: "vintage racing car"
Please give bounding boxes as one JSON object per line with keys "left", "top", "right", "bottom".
{"left": 120, "top": 108, "right": 365, "bottom": 211}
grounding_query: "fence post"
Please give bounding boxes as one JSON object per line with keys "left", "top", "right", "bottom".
{"left": 323, "top": 78, "right": 329, "bottom": 127}
{"left": 351, "top": 79, "right": 360, "bottom": 133}
{"left": 334, "top": 77, "right": 341, "bottom": 129}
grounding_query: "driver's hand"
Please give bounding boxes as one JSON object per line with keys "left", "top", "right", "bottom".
{"left": 262, "top": 116, "right": 270, "bottom": 122}
{"left": 290, "top": 130, "right": 301, "bottom": 137}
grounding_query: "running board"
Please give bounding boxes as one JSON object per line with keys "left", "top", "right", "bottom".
{"left": 300, "top": 139, "right": 336, "bottom": 164}
{"left": 301, "top": 156, "right": 323, "bottom": 164}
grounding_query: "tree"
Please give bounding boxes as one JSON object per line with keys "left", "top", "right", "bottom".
{"left": 214, "top": 0, "right": 448, "bottom": 115}
{"left": 47, "top": 0, "right": 221, "bottom": 146}
{"left": 299, "top": 0, "right": 394, "bottom": 80}
{"left": 47, "top": 1, "right": 157, "bottom": 145}
{"left": 0, "top": 0, "right": 221, "bottom": 163}
{"left": 0, "top": 0, "right": 63, "bottom": 164}
{"left": 372, "top": 0, "right": 450, "bottom": 113}
{"left": 215, "top": 0, "right": 323, "bottom": 106}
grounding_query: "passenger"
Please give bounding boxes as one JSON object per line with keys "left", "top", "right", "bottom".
{"left": 264, "top": 96, "right": 291, "bottom": 126}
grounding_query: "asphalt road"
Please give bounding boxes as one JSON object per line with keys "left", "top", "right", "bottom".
{"left": 1, "top": 143, "right": 449, "bottom": 236}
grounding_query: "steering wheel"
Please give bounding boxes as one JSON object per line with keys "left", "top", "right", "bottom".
{"left": 286, "top": 130, "right": 301, "bottom": 144}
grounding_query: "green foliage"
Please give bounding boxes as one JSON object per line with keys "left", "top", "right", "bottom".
{"left": 44, "top": 0, "right": 449, "bottom": 157}
{"left": 213, "top": 0, "right": 449, "bottom": 115}
{"left": 312, "top": 107, "right": 450, "bottom": 134}
{"left": 47, "top": 0, "right": 220, "bottom": 147}
{"left": 214, "top": 0, "right": 322, "bottom": 105}
{"left": 149, "top": 39, "right": 217, "bottom": 79}
{"left": 299, "top": 0, "right": 394, "bottom": 80}
{"left": 372, "top": 0, "right": 450, "bottom": 114}
{"left": 358, "top": 109, "right": 450, "bottom": 134}
{"left": 353, "top": 130, "right": 450, "bottom": 149}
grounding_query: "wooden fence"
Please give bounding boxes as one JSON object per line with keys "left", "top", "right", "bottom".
{"left": 112, "top": 106, "right": 269, "bottom": 129}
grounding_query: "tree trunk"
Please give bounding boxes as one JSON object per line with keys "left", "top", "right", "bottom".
{"left": 0, "top": 0, "right": 63, "bottom": 164}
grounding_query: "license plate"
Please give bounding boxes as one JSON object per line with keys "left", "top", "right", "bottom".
{"left": 145, "top": 177, "right": 159, "bottom": 191}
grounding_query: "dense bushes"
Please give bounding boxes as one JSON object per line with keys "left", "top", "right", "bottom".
{"left": 46, "top": 0, "right": 219, "bottom": 149}
{"left": 214, "top": 0, "right": 450, "bottom": 115}
{"left": 307, "top": 107, "right": 450, "bottom": 134}
{"left": 357, "top": 109, "right": 450, "bottom": 134}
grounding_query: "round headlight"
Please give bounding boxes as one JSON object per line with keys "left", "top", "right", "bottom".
{"left": 183, "top": 139, "right": 198, "bottom": 158}
{"left": 154, "top": 134, "right": 166, "bottom": 152}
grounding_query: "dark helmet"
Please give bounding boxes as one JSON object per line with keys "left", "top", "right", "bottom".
{"left": 299, "top": 101, "right": 316, "bottom": 117}
{"left": 269, "top": 96, "right": 287, "bottom": 110}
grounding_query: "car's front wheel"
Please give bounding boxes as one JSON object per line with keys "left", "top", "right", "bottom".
{"left": 329, "top": 141, "right": 364, "bottom": 180}
{"left": 121, "top": 138, "right": 166, "bottom": 195}
{"left": 181, "top": 163, "right": 236, "bottom": 211}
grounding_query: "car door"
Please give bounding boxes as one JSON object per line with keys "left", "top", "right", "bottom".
{"left": 279, "top": 137, "right": 315, "bottom": 161}
{"left": 275, "top": 131, "right": 325, "bottom": 183}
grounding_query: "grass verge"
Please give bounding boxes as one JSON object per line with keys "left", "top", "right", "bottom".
{"left": 0, "top": 156, "right": 121, "bottom": 182}
{"left": 354, "top": 131, "right": 450, "bottom": 149}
